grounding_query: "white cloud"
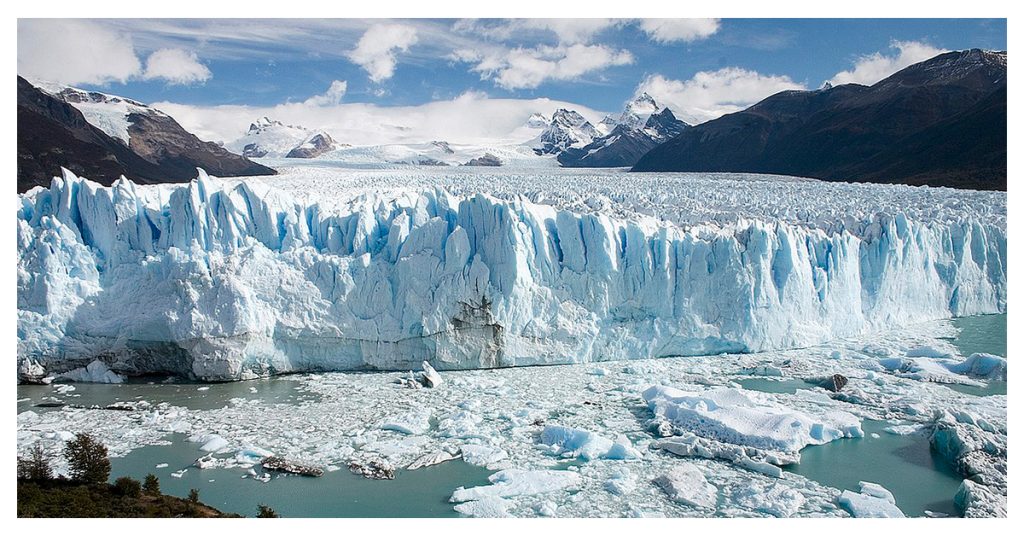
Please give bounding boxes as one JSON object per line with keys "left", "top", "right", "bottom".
{"left": 637, "top": 19, "right": 721, "bottom": 43}
{"left": 303, "top": 80, "right": 348, "bottom": 106}
{"left": 142, "top": 49, "right": 211, "bottom": 85}
{"left": 459, "top": 43, "right": 634, "bottom": 90}
{"left": 152, "top": 91, "right": 608, "bottom": 148}
{"left": 637, "top": 68, "right": 806, "bottom": 124}
{"left": 828, "top": 40, "right": 948, "bottom": 86}
{"left": 347, "top": 24, "right": 419, "bottom": 83}
{"left": 18, "top": 19, "right": 141, "bottom": 85}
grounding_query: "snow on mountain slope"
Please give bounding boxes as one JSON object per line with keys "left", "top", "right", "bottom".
{"left": 17, "top": 167, "right": 1005, "bottom": 381}
{"left": 37, "top": 84, "right": 169, "bottom": 145}
{"left": 226, "top": 117, "right": 312, "bottom": 158}
{"left": 291, "top": 142, "right": 559, "bottom": 169}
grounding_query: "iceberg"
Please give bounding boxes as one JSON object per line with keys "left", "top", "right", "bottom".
{"left": 16, "top": 169, "right": 1006, "bottom": 380}
{"left": 643, "top": 385, "right": 862, "bottom": 454}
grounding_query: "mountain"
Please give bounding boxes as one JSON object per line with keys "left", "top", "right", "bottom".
{"left": 285, "top": 132, "right": 339, "bottom": 158}
{"left": 632, "top": 49, "right": 1007, "bottom": 190}
{"left": 235, "top": 117, "right": 311, "bottom": 157}
{"left": 533, "top": 109, "right": 601, "bottom": 155}
{"left": 558, "top": 94, "right": 690, "bottom": 168}
{"left": 17, "top": 77, "right": 274, "bottom": 193}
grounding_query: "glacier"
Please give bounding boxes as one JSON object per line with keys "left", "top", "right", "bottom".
{"left": 17, "top": 167, "right": 1006, "bottom": 381}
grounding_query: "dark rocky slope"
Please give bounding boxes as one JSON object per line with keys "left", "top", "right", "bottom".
{"left": 632, "top": 50, "right": 1006, "bottom": 190}
{"left": 17, "top": 76, "right": 275, "bottom": 193}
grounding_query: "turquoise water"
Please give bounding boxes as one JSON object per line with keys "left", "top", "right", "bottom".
{"left": 949, "top": 314, "right": 1007, "bottom": 358}
{"left": 108, "top": 435, "right": 493, "bottom": 518}
{"left": 18, "top": 376, "right": 320, "bottom": 414}
{"left": 787, "top": 420, "right": 962, "bottom": 517}
{"left": 944, "top": 314, "right": 1007, "bottom": 397}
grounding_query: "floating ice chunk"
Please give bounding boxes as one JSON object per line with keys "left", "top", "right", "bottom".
{"left": 604, "top": 469, "right": 637, "bottom": 496}
{"left": 362, "top": 435, "right": 429, "bottom": 458}
{"left": 438, "top": 410, "right": 485, "bottom": 439}
{"left": 235, "top": 446, "right": 274, "bottom": 465}
{"left": 454, "top": 496, "right": 512, "bottom": 518}
{"left": 946, "top": 353, "right": 1007, "bottom": 381}
{"left": 643, "top": 385, "right": 861, "bottom": 453}
{"left": 653, "top": 465, "right": 718, "bottom": 509}
{"left": 197, "top": 386, "right": 210, "bottom": 391}
{"left": 535, "top": 500, "right": 558, "bottom": 517}
{"left": 838, "top": 482, "right": 904, "bottom": 518}
{"left": 191, "top": 433, "right": 230, "bottom": 452}
{"left": 407, "top": 450, "right": 457, "bottom": 470}
{"left": 539, "top": 425, "right": 639, "bottom": 461}
{"left": 155, "top": 463, "right": 169, "bottom": 468}
{"left": 420, "top": 361, "right": 443, "bottom": 388}
{"left": 170, "top": 469, "right": 187, "bottom": 478}
{"left": 732, "top": 482, "right": 806, "bottom": 517}
{"left": 459, "top": 444, "right": 508, "bottom": 467}
{"left": 56, "top": 360, "right": 123, "bottom": 384}
{"left": 882, "top": 424, "right": 925, "bottom": 436}
{"left": 450, "top": 469, "right": 581, "bottom": 502}
{"left": 380, "top": 408, "right": 433, "bottom": 435}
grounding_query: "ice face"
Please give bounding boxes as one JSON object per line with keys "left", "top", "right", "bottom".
{"left": 17, "top": 168, "right": 1006, "bottom": 380}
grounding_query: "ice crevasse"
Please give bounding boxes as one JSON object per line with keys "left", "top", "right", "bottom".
{"left": 16, "top": 170, "right": 1006, "bottom": 381}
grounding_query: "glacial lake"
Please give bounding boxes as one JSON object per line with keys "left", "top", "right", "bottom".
{"left": 108, "top": 435, "right": 493, "bottom": 518}
{"left": 16, "top": 313, "right": 1005, "bottom": 517}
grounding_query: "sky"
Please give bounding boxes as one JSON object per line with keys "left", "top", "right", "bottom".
{"left": 17, "top": 18, "right": 1007, "bottom": 145}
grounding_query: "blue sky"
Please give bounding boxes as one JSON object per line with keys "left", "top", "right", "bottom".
{"left": 17, "top": 18, "right": 1007, "bottom": 144}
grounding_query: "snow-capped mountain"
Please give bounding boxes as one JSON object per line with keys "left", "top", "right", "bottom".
{"left": 227, "top": 117, "right": 342, "bottom": 159}
{"left": 525, "top": 113, "right": 550, "bottom": 129}
{"left": 228, "top": 117, "right": 314, "bottom": 158}
{"left": 558, "top": 96, "right": 690, "bottom": 168}
{"left": 285, "top": 132, "right": 339, "bottom": 159}
{"left": 533, "top": 109, "right": 601, "bottom": 155}
{"left": 617, "top": 92, "right": 659, "bottom": 131}
{"left": 17, "top": 77, "right": 275, "bottom": 192}
{"left": 46, "top": 85, "right": 167, "bottom": 145}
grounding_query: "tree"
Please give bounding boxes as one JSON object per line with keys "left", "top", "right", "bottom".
{"left": 17, "top": 444, "right": 53, "bottom": 481}
{"left": 113, "top": 476, "right": 142, "bottom": 498}
{"left": 143, "top": 474, "right": 161, "bottom": 495}
{"left": 63, "top": 433, "right": 111, "bottom": 485}
{"left": 187, "top": 489, "right": 200, "bottom": 504}
{"left": 256, "top": 504, "right": 279, "bottom": 518}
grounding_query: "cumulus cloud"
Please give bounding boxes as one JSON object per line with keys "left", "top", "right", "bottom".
{"left": 142, "top": 48, "right": 211, "bottom": 85}
{"left": 457, "top": 43, "right": 634, "bottom": 90}
{"left": 303, "top": 80, "right": 348, "bottom": 106}
{"left": 453, "top": 18, "right": 719, "bottom": 46}
{"left": 18, "top": 19, "right": 141, "bottom": 85}
{"left": 637, "top": 68, "right": 806, "bottom": 124}
{"left": 637, "top": 19, "right": 721, "bottom": 43}
{"left": 347, "top": 24, "right": 419, "bottom": 82}
{"left": 828, "top": 40, "right": 948, "bottom": 86}
{"left": 18, "top": 20, "right": 215, "bottom": 86}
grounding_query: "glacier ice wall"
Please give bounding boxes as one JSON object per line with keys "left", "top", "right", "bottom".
{"left": 17, "top": 170, "right": 1006, "bottom": 380}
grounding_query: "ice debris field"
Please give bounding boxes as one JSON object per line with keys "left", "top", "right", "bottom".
{"left": 16, "top": 165, "right": 1008, "bottom": 517}
{"left": 17, "top": 166, "right": 1005, "bottom": 381}
{"left": 17, "top": 318, "right": 1007, "bottom": 517}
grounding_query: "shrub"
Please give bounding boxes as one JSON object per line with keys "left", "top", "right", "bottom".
{"left": 143, "top": 474, "right": 161, "bottom": 495}
{"left": 114, "top": 476, "right": 142, "bottom": 498}
{"left": 187, "top": 488, "right": 200, "bottom": 504}
{"left": 63, "top": 433, "right": 110, "bottom": 485}
{"left": 256, "top": 504, "right": 279, "bottom": 518}
{"left": 17, "top": 444, "right": 53, "bottom": 481}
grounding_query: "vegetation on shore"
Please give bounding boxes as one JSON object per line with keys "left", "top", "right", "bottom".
{"left": 17, "top": 433, "right": 259, "bottom": 518}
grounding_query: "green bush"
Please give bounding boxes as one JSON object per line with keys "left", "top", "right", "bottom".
{"left": 187, "top": 488, "right": 200, "bottom": 504}
{"left": 256, "top": 504, "right": 279, "bottom": 518}
{"left": 17, "top": 444, "right": 53, "bottom": 481}
{"left": 143, "top": 474, "right": 161, "bottom": 495}
{"left": 113, "top": 476, "right": 142, "bottom": 498}
{"left": 63, "top": 433, "right": 111, "bottom": 485}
